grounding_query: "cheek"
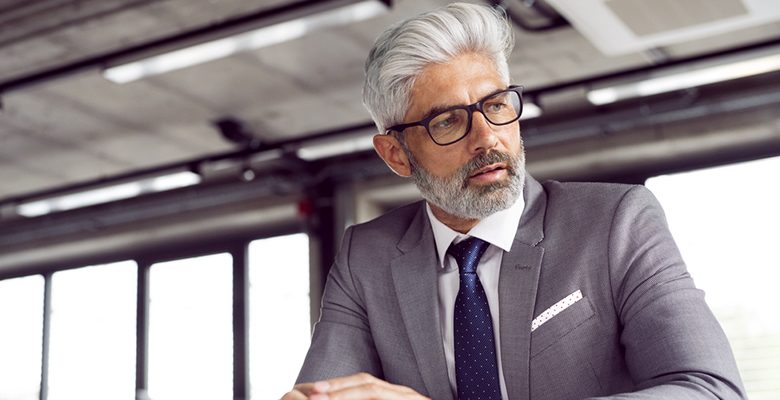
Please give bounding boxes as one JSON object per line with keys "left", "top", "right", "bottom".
{"left": 416, "top": 151, "right": 448, "bottom": 174}
{"left": 501, "top": 125, "right": 522, "bottom": 153}
{"left": 415, "top": 147, "right": 467, "bottom": 177}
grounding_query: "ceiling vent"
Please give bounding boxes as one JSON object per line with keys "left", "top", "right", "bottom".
{"left": 546, "top": 0, "right": 780, "bottom": 55}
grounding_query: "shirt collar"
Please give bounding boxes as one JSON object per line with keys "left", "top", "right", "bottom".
{"left": 426, "top": 193, "right": 525, "bottom": 270}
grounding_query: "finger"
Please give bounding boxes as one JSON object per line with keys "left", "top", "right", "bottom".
{"left": 281, "top": 389, "right": 309, "bottom": 400}
{"left": 314, "top": 381, "right": 428, "bottom": 400}
{"left": 292, "top": 382, "right": 316, "bottom": 395}
{"left": 313, "top": 372, "right": 379, "bottom": 393}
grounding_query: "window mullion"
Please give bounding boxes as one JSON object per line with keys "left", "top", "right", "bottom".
{"left": 233, "top": 243, "right": 250, "bottom": 400}
{"left": 136, "top": 261, "right": 150, "bottom": 400}
{"left": 40, "top": 273, "right": 52, "bottom": 400}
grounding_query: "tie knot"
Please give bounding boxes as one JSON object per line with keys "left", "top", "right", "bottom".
{"left": 447, "top": 237, "right": 490, "bottom": 274}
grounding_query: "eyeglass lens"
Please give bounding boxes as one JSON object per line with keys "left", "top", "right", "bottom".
{"left": 428, "top": 89, "right": 521, "bottom": 144}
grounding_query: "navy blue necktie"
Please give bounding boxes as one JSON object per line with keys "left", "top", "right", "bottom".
{"left": 449, "top": 237, "right": 502, "bottom": 400}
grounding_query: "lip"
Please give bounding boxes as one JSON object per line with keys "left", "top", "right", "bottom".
{"left": 469, "top": 163, "right": 507, "bottom": 178}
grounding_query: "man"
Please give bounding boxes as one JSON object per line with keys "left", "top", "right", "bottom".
{"left": 284, "top": 3, "right": 745, "bottom": 399}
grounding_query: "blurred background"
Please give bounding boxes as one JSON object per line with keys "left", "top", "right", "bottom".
{"left": 0, "top": 0, "right": 778, "bottom": 399}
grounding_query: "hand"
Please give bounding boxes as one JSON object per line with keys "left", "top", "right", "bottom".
{"left": 285, "top": 373, "right": 430, "bottom": 400}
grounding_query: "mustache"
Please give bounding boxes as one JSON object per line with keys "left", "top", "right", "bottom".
{"left": 458, "top": 151, "right": 517, "bottom": 185}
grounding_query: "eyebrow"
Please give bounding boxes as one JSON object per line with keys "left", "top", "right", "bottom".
{"left": 420, "top": 104, "right": 459, "bottom": 121}
{"left": 419, "top": 87, "right": 507, "bottom": 120}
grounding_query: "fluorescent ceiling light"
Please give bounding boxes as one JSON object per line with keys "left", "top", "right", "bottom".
{"left": 103, "top": 0, "right": 388, "bottom": 84}
{"left": 587, "top": 53, "right": 780, "bottom": 106}
{"left": 521, "top": 102, "right": 543, "bottom": 120}
{"left": 297, "top": 134, "right": 375, "bottom": 160}
{"left": 16, "top": 171, "right": 201, "bottom": 217}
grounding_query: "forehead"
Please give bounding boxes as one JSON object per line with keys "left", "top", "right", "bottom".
{"left": 406, "top": 53, "right": 506, "bottom": 121}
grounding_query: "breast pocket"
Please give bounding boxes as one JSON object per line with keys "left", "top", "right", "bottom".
{"left": 530, "top": 294, "right": 596, "bottom": 358}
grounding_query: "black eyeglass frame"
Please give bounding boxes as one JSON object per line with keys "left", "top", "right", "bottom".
{"left": 384, "top": 85, "right": 524, "bottom": 146}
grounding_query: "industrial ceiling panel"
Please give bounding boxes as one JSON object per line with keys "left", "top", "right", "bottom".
{"left": 244, "top": 30, "right": 369, "bottom": 94}
{"left": 548, "top": 0, "right": 780, "bottom": 55}
{"left": 509, "top": 27, "right": 648, "bottom": 87}
{"left": 157, "top": 123, "right": 236, "bottom": 153}
{"left": 159, "top": 0, "right": 294, "bottom": 25}
{"left": 606, "top": 0, "right": 748, "bottom": 37}
{"left": 662, "top": 20, "right": 780, "bottom": 57}
{"left": 0, "top": 124, "right": 128, "bottom": 182}
{"left": 147, "top": 55, "right": 307, "bottom": 131}
{"left": 0, "top": 36, "right": 72, "bottom": 81}
{"left": 0, "top": 162, "right": 58, "bottom": 197}
{"left": 80, "top": 130, "right": 209, "bottom": 168}
{"left": 41, "top": 72, "right": 216, "bottom": 134}
{"left": 2, "top": 88, "right": 124, "bottom": 142}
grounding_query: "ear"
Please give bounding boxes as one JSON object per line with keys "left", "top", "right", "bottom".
{"left": 373, "top": 134, "right": 412, "bottom": 177}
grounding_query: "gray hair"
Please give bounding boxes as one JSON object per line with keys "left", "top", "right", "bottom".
{"left": 362, "top": 2, "right": 514, "bottom": 133}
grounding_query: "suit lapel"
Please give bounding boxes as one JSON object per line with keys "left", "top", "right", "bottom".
{"left": 499, "top": 176, "right": 547, "bottom": 400}
{"left": 391, "top": 204, "right": 454, "bottom": 400}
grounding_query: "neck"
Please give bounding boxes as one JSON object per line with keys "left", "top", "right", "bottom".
{"left": 429, "top": 203, "right": 480, "bottom": 234}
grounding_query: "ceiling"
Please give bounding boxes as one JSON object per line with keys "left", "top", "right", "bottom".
{"left": 1, "top": 0, "right": 779, "bottom": 210}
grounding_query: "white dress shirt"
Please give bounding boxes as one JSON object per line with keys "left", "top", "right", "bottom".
{"left": 425, "top": 195, "right": 525, "bottom": 400}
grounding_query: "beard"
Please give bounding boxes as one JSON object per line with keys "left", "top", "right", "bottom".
{"left": 405, "top": 144, "right": 526, "bottom": 220}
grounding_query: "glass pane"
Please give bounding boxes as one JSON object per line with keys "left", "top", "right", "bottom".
{"left": 0, "top": 275, "right": 44, "bottom": 400}
{"left": 249, "top": 233, "right": 311, "bottom": 399}
{"left": 646, "top": 156, "right": 780, "bottom": 400}
{"left": 48, "top": 261, "right": 137, "bottom": 400}
{"left": 148, "top": 253, "right": 233, "bottom": 400}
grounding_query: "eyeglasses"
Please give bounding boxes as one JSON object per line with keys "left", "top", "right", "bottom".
{"left": 385, "top": 85, "right": 524, "bottom": 146}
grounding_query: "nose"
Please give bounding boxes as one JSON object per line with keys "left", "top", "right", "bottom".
{"left": 466, "top": 111, "right": 499, "bottom": 153}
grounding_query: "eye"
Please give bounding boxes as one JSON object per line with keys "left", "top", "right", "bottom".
{"left": 431, "top": 113, "right": 461, "bottom": 130}
{"left": 484, "top": 100, "right": 507, "bottom": 113}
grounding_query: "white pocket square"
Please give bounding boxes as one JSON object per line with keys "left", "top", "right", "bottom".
{"left": 531, "top": 290, "right": 583, "bottom": 332}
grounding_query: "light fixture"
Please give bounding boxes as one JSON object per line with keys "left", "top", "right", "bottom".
{"left": 521, "top": 102, "right": 543, "bottom": 120}
{"left": 103, "top": 0, "right": 389, "bottom": 84}
{"left": 16, "top": 171, "right": 201, "bottom": 217}
{"left": 587, "top": 52, "right": 780, "bottom": 106}
{"left": 296, "top": 134, "right": 375, "bottom": 161}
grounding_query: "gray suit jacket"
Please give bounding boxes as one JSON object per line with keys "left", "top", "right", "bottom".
{"left": 297, "top": 176, "right": 746, "bottom": 399}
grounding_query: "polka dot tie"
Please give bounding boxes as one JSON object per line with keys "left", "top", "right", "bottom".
{"left": 448, "top": 237, "right": 502, "bottom": 400}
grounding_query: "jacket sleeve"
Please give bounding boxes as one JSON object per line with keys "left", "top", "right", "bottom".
{"left": 588, "top": 185, "right": 746, "bottom": 399}
{"left": 295, "top": 226, "right": 382, "bottom": 384}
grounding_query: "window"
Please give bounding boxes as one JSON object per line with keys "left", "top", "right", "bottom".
{"left": 1, "top": 231, "right": 309, "bottom": 399}
{"left": 647, "top": 156, "right": 780, "bottom": 400}
{"left": 0, "top": 275, "right": 44, "bottom": 400}
{"left": 148, "top": 253, "right": 233, "bottom": 400}
{"left": 249, "top": 233, "right": 311, "bottom": 399}
{"left": 48, "top": 261, "right": 137, "bottom": 400}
